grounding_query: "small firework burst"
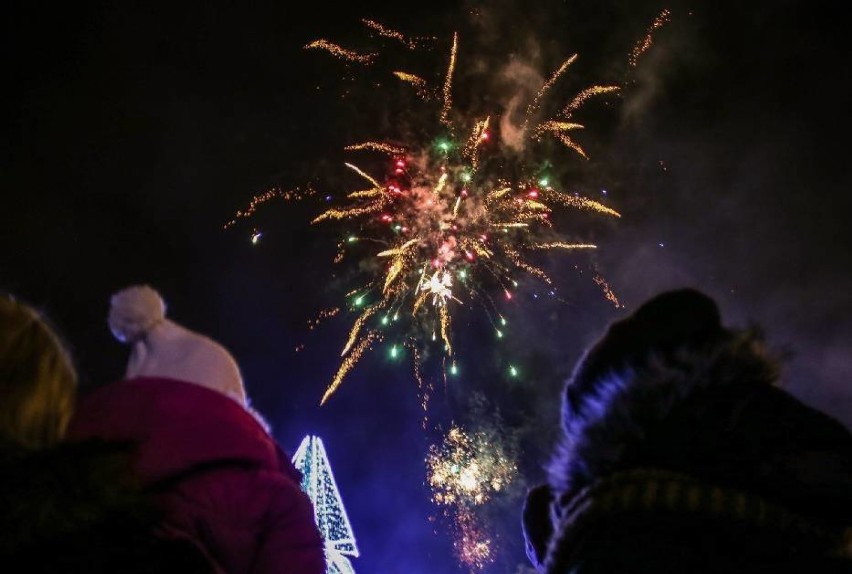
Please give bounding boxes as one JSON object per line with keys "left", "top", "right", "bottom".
{"left": 426, "top": 423, "right": 518, "bottom": 571}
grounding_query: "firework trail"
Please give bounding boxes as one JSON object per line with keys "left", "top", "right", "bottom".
{"left": 223, "top": 186, "right": 315, "bottom": 230}
{"left": 301, "top": 20, "right": 624, "bottom": 406}
{"left": 629, "top": 9, "right": 672, "bottom": 67}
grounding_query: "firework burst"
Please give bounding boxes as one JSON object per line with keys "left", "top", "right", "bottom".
{"left": 426, "top": 424, "right": 519, "bottom": 571}
{"left": 427, "top": 426, "right": 517, "bottom": 508}
{"left": 224, "top": 10, "right": 673, "bottom": 572}
{"left": 305, "top": 20, "right": 623, "bottom": 405}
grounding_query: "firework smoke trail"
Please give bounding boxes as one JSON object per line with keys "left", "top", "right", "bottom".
{"left": 302, "top": 23, "right": 624, "bottom": 405}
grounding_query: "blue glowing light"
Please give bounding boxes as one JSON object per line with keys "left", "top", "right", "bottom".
{"left": 292, "top": 435, "right": 360, "bottom": 574}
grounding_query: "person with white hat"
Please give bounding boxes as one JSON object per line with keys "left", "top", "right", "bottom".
{"left": 107, "top": 284, "right": 247, "bottom": 404}
{"left": 68, "top": 285, "right": 325, "bottom": 574}
{"left": 0, "top": 292, "right": 218, "bottom": 573}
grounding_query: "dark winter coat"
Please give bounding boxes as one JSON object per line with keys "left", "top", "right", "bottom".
{"left": 66, "top": 377, "right": 326, "bottom": 574}
{"left": 0, "top": 439, "right": 219, "bottom": 573}
{"left": 524, "top": 347, "right": 852, "bottom": 573}
{"left": 523, "top": 290, "right": 852, "bottom": 573}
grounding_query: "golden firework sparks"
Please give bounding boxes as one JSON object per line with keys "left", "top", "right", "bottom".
{"left": 304, "top": 39, "right": 376, "bottom": 64}
{"left": 345, "top": 141, "right": 406, "bottom": 155}
{"left": 362, "top": 18, "right": 419, "bottom": 49}
{"left": 441, "top": 33, "right": 458, "bottom": 126}
{"left": 393, "top": 71, "right": 431, "bottom": 99}
{"left": 296, "top": 20, "right": 635, "bottom": 404}
{"left": 630, "top": 9, "right": 672, "bottom": 67}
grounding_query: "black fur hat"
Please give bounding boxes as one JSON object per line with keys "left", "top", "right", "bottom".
{"left": 563, "top": 288, "right": 728, "bottom": 419}
{"left": 526, "top": 287, "right": 852, "bottom": 573}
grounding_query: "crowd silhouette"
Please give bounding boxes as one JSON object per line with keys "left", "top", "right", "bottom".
{"left": 1, "top": 287, "right": 849, "bottom": 573}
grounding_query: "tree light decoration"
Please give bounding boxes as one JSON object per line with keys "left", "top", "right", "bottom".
{"left": 292, "top": 435, "right": 360, "bottom": 574}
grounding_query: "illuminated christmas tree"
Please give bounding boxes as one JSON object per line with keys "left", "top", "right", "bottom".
{"left": 292, "top": 435, "right": 360, "bottom": 574}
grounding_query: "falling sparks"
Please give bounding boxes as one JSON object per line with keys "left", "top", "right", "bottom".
{"left": 304, "top": 39, "right": 376, "bottom": 64}
{"left": 362, "top": 18, "right": 419, "bottom": 50}
{"left": 321, "top": 330, "right": 382, "bottom": 405}
{"left": 345, "top": 141, "right": 406, "bottom": 155}
{"left": 303, "top": 21, "right": 624, "bottom": 404}
{"left": 529, "top": 242, "right": 598, "bottom": 251}
{"left": 393, "top": 71, "right": 431, "bottom": 99}
{"left": 593, "top": 273, "right": 621, "bottom": 307}
{"left": 441, "top": 33, "right": 458, "bottom": 126}
{"left": 224, "top": 186, "right": 315, "bottom": 229}
{"left": 455, "top": 511, "right": 493, "bottom": 570}
{"left": 307, "top": 308, "right": 341, "bottom": 331}
{"left": 562, "top": 85, "right": 621, "bottom": 116}
{"left": 525, "top": 54, "right": 578, "bottom": 129}
{"left": 629, "top": 9, "right": 672, "bottom": 67}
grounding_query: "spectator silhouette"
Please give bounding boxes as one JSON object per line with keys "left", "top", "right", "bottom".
{"left": 522, "top": 288, "right": 852, "bottom": 573}
{"left": 67, "top": 285, "right": 325, "bottom": 574}
{"left": 0, "top": 292, "right": 217, "bottom": 573}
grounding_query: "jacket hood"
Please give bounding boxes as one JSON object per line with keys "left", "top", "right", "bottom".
{"left": 66, "top": 377, "right": 299, "bottom": 486}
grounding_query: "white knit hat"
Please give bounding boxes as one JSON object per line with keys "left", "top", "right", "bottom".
{"left": 108, "top": 285, "right": 166, "bottom": 343}
{"left": 108, "top": 285, "right": 248, "bottom": 405}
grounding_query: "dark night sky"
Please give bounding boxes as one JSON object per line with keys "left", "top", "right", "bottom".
{"left": 4, "top": 1, "right": 851, "bottom": 572}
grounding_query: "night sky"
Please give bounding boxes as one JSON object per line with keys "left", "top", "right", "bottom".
{"left": 5, "top": 1, "right": 851, "bottom": 572}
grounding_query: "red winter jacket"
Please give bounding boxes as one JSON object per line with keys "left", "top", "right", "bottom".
{"left": 66, "top": 377, "right": 326, "bottom": 574}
